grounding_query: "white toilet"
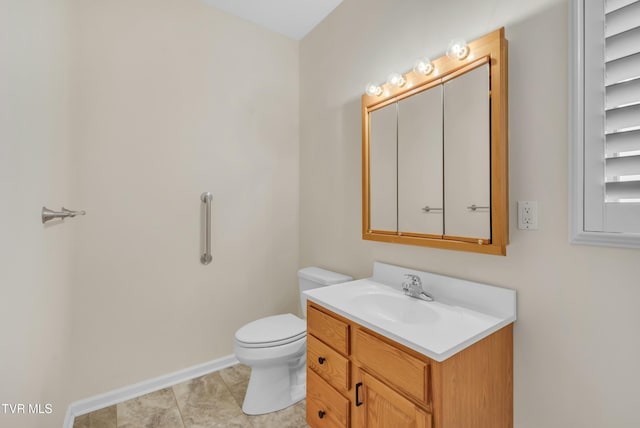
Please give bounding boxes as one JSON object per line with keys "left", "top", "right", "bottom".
{"left": 234, "top": 267, "right": 352, "bottom": 415}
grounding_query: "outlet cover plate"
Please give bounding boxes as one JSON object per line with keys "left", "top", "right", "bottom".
{"left": 518, "top": 201, "right": 538, "bottom": 230}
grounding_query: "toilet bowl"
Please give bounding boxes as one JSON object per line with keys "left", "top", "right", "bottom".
{"left": 234, "top": 267, "right": 352, "bottom": 415}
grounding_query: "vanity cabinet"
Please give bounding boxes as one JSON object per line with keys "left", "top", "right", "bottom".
{"left": 306, "top": 302, "right": 513, "bottom": 428}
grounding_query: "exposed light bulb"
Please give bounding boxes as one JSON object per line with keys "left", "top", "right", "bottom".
{"left": 446, "top": 39, "right": 470, "bottom": 60}
{"left": 413, "top": 58, "right": 434, "bottom": 75}
{"left": 387, "top": 72, "right": 406, "bottom": 87}
{"left": 365, "top": 82, "right": 383, "bottom": 96}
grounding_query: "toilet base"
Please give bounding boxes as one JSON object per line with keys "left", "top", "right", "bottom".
{"left": 241, "top": 354, "right": 306, "bottom": 415}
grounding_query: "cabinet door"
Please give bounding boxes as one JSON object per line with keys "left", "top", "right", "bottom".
{"left": 358, "top": 371, "right": 431, "bottom": 428}
{"left": 443, "top": 64, "right": 491, "bottom": 240}
{"left": 398, "top": 86, "right": 443, "bottom": 236}
{"left": 369, "top": 103, "right": 398, "bottom": 232}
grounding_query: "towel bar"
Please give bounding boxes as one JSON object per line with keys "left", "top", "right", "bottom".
{"left": 42, "top": 207, "right": 86, "bottom": 224}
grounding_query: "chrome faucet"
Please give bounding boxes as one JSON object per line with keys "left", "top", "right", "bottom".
{"left": 402, "top": 274, "right": 434, "bottom": 302}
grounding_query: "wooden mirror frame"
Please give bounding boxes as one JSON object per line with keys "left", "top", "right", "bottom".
{"left": 362, "top": 28, "right": 508, "bottom": 255}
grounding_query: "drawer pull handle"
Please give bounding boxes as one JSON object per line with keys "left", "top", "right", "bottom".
{"left": 318, "top": 357, "right": 326, "bottom": 364}
{"left": 355, "top": 382, "right": 363, "bottom": 406}
{"left": 318, "top": 410, "right": 326, "bottom": 419}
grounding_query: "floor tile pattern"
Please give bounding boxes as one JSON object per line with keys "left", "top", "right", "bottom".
{"left": 73, "top": 364, "right": 309, "bottom": 428}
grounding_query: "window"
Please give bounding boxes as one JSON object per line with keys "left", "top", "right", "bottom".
{"left": 570, "top": 0, "right": 640, "bottom": 247}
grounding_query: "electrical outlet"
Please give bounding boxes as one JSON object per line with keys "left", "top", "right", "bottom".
{"left": 518, "top": 201, "right": 538, "bottom": 230}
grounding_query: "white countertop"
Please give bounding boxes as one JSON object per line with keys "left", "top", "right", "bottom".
{"left": 304, "top": 262, "right": 516, "bottom": 362}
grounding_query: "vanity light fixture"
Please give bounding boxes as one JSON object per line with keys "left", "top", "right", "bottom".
{"left": 413, "top": 58, "right": 434, "bottom": 76}
{"left": 387, "top": 72, "right": 406, "bottom": 88}
{"left": 365, "top": 38, "right": 472, "bottom": 96}
{"left": 365, "top": 82, "right": 383, "bottom": 97}
{"left": 446, "top": 38, "right": 470, "bottom": 60}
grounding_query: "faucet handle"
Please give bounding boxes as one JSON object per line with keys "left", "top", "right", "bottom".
{"left": 404, "top": 274, "right": 422, "bottom": 286}
{"left": 402, "top": 274, "right": 433, "bottom": 301}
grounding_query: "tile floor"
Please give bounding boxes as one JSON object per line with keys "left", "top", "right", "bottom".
{"left": 73, "top": 364, "right": 310, "bottom": 428}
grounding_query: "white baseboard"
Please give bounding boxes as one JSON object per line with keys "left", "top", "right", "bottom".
{"left": 63, "top": 354, "right": 239, "bottom": 428}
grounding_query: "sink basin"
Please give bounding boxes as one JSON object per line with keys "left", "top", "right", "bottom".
{"left": 350, "top": 292, "right": 439, "bottom": 325}
{"left": 304, "top": 270, "right": 516, "bottom": 361}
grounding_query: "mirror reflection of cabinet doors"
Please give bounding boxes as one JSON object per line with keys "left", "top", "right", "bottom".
{"left": 398, "top": 85, "right": 443, "bottom": 236}
{"left": 444, "top": 64, "right": 490, "bottom": 240}
{"left": 369, "top": 103, "right": 397, "bottom": 232}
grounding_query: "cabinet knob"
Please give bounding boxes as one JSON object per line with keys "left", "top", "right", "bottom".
{"left": 318, "top": 357, "right": 326, "bottom": 364}
{"left": 318, "top": 410, "right": 326, "bottom": 419}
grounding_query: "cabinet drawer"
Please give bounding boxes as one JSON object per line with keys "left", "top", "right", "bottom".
{"left": 355, "top": 328, "right": 429, "bottom": 404}
{"left": 306, "top": 369, "right": 349, "bottom": 428}
{"left": 308, "top": 334, "right": 350, "bottom": 392}
{"left": 307, "top": 305, "right": 349, "bottom": 355}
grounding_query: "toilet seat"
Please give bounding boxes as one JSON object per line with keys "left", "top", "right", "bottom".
{"left": 235, "top": 313, "right": 306, "bottom": 348}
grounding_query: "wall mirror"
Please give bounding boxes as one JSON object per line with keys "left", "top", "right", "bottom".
{"left": 362, "top": 28, "right": 508, "bottom": 255}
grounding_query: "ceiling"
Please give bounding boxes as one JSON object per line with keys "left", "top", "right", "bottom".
{"left": 201, "top": 0, "right": 343, "bottom": 40}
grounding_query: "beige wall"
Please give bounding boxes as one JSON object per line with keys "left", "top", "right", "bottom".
{"left": 300, "top": 0, "right": 640, "bottom": 427}
{"left": 2, "top": 0, "right": 300, "bottom": 421}
{"left": 0, "top": 0, "right": 73, "bottom": 427}
{"left": 68, "top": 0, "right": 300, "bottom": 400}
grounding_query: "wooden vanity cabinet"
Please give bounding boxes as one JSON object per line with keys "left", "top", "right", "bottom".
{"left": 306, "top": 302, "right": 513, "bottom": 428}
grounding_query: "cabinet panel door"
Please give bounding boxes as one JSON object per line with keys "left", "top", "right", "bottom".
{"left": 360, "top": 371, "right": 432, "bottom": 428}
{"left": 398, "top": 86, "right": 443, "bottom": 236}
{"left": 444, "top": 64, "right": 490, "bottom": 240}
{"left": 369, "top": 103, "right": 398, "bottom": 232}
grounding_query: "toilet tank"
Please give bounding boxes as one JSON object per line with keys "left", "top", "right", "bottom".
{"left": 298, "top": 267, "right": 352, "bottom": 318}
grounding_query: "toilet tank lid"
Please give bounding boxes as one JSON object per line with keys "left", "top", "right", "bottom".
{"left": 297, "top": 267, "right": 353, "bottom": 285}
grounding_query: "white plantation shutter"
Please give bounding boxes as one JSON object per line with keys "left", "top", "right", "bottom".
{"left": 605, "top": 0, "right": 640, "bottom": 203}
{"left": 571, "top": 0, "right": 640, "bottom": 246}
